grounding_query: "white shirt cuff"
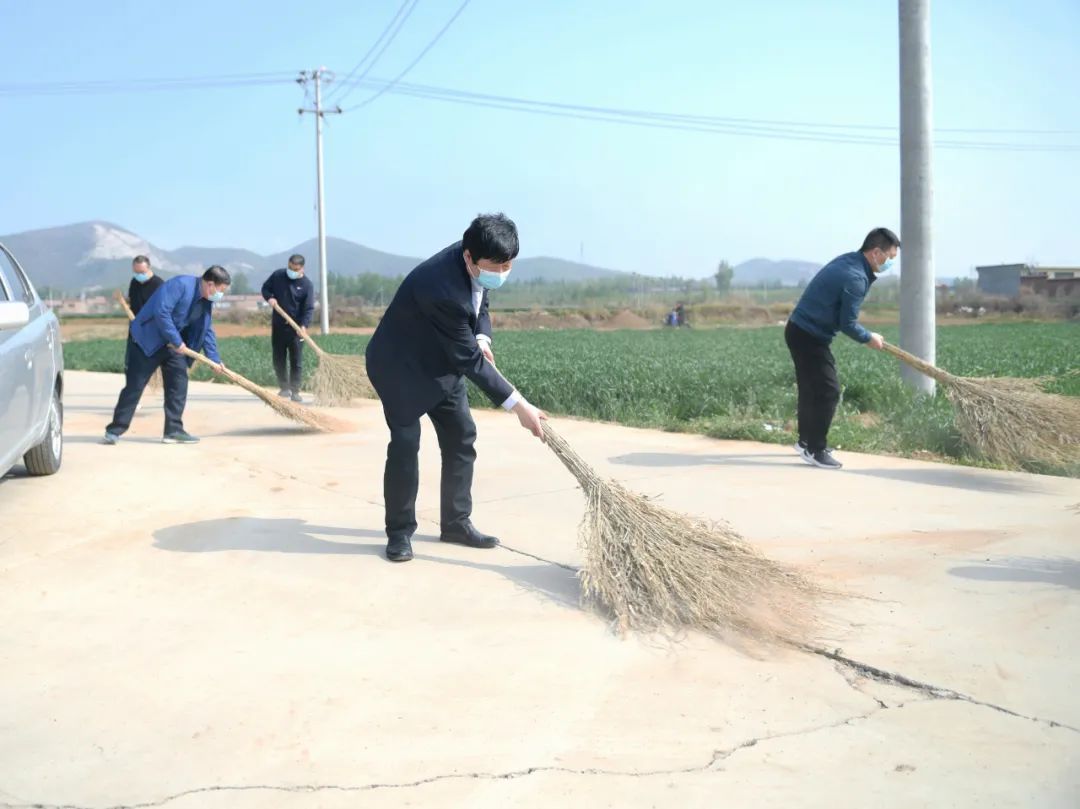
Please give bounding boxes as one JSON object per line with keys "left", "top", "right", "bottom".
{"left": 476, "top": 334, "right": 492, "bottom": 346}
{"left": 501, "top": 390, "right": 522, "bottom": 411}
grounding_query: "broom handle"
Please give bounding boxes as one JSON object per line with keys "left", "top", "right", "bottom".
{"left": 114, "top": 290, "right": 136, "bottom": 322}
{"left": 269, "top": 299, "right": 326, "bottom": 357}
{"left": 175, "top": 344, "right": 252, "bottom": 389}
{"left": 881, "top": 341, "right": 956, "bottom": 385}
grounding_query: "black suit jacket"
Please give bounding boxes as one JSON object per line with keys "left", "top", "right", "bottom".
{"left": 365, "top": 241, "right": 514, "bottom": 424}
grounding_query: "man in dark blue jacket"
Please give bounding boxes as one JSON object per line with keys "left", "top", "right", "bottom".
{"left": 104, "top": 266, "right": 231, "bottom": 445}
{"left": 785, "top": 227, "right": 900, "bottom": 469}
{"left": 366, "top": 213, "right": 545, "bottom": 562}
{"left": 261, "top": 253, "right": 315, "bottom": 402}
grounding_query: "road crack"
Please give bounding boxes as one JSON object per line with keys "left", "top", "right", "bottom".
{"left": 0, "top": 707, "right": 885, "bottom": 809}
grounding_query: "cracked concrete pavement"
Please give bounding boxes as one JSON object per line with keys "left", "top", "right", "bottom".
{"left": 1, "top": 371, "right": 1078, "bottom": 808}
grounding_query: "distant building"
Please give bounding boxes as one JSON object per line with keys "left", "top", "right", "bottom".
{"left": 213, "top": 294, "right": 267, "bottom": 312}
{"left": 976, "top": 264, "right": 1079, "bottom": 297}
{"left": 1021, "top": 273, "right": 1079, "bottom": 299}
{"left": 975, "top": 264, "right": 1027, "bottom": 296}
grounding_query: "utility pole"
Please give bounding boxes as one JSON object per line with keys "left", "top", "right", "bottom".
{"left": 298, "top": 68, "right": 341, "bottom": 335}
{"left": 899, "top": 0, "right": 936, "bottom": 394}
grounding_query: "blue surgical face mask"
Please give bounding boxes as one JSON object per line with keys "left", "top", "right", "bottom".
{"left": 474, "top": 264, "right": 511, "bottom": 290}
{"left": 133, "top": 272, "right": 151, "bottom": 283}
{"left": 476, "top": 269, "right": 509, "bottom": 290}
{"left": 879, "top": 257, "right": 896, "bottom": 273}
{"left": 208, "top": 290, "right": 224, "bottom": 303}
{"left": 286, "top": 269, "right": 302, "bottom": 280}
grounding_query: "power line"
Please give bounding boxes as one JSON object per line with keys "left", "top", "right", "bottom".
{"left": 345, "top": 78, "right": 1080, "bottom": 137}
{"left": 325, "top": 0, "right": 420, "bottom": 105}
{"left": 341, "top": 0, "right": 472, "bottom": 112}
{"left": 3, "top": 69, "right": 1078, "bottom": 151}
{"left": 0, "top": 72, "right": 295, "bottom": 95}
{"left": 334, "top": 77, "right": 1080, "bottom": 151}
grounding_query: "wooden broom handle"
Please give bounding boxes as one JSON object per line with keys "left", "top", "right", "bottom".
{"left": 174, "top": 343, "right": 243, "bottom": 383}
{"left": 881, "top": 341, "right": 955, "bottom": 385}
{"left": 269, "top": 299, "right": 326, "bottom": 357}
{"left": 114, "top": 290, "right": 136, "bottom": 322}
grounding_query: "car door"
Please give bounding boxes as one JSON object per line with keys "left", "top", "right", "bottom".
{"left": 0, "top": 255, "right": 33, "bottom": 464}
{"left": 0, "top": 245, "right": 55, "bottom": 434}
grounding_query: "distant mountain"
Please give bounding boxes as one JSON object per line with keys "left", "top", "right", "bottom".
{"left": 266, "top": 237, "right": 420, "bottom": 279}
{"left": 512, "top": 256, "right": 623, "bottom": 282}
{"left": 0, "top": 222, "right": 625, "bottom": 292}
{"left": 733, "top": 258, "right": 821, "bottom": 287}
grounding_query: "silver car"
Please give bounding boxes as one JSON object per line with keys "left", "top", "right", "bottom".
{"left": 0, "top": 241, "right": 64, "bottom": 478}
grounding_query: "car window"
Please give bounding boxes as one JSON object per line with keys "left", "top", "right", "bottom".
{"left": 8, "top": 255, "right": 37, "bottom": 302}
{"left": 0, "top": 248, "right": 31, "bottom": 304}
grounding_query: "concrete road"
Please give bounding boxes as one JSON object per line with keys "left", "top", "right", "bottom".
{"left": 1, "top": 371, "right": 1077, "bottom": 808}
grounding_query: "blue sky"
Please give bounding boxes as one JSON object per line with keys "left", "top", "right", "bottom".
{"left": 2, "top": 0, "right": 1078, "bottom": 278}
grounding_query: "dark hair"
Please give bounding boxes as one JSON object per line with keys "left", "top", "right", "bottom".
{"left": 132, "top": 255, "right": 151, "bottom": 267}
{"left": 860, "top": 227, "right": 901, "bottom": 252}
{"left": 462, "top": 213, "right": 519, "bottom": 263}
{"left": 288, "top": 254, "right": 305, "bottom": 267}
{"left": 202, "top": 265, "right": 232, "bottom": 286}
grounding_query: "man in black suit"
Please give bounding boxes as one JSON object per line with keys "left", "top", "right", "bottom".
{"left": 365, "top": 213, "right": 546, "bottom": 562}
{"left": 261, "top": 253, "right": 315, "bottom": 402}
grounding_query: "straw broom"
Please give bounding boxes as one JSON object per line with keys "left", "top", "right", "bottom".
{"left": 882, "top": 342, "right": 1080, "bottom": 470}
{"left": 268, "top": 300, "right": 374, "bottom": 405}
{"left": 176, "top": 345, "right": 352, "bottom": 433}
{"left": 542, "top": 422, "right": 829, "bottom": 646}
{"left": 114, "top": 290, "right": 163, "bottom": 394}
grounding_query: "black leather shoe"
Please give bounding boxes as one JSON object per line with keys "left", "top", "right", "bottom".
{"left": 386, "top": 536, "right": 414, "bottom": 562}
{"left": 439, "top": 521, "right": 498, "bottom": 549}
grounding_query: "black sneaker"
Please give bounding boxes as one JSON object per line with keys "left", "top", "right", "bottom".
{"left": 290, "top": 392, "right": 303, "bottom": 403}
{"left": 806, "top": 448, "right": 842, "bottom": 469}
{"left": 277, "top": 389, "right": 291, "bottom": 398}
{"left": 794, "top": 439, "right": 808, "bottom": 454}
{"left": 162, "top": 431, "right": 200, "bottom": 444}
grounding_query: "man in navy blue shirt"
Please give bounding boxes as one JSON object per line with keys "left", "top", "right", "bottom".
{"left": 785, "top": 227, "right": 900, "bottom": 469}
{"left": 261, "top": 254, "right": 315, "bottom": 402}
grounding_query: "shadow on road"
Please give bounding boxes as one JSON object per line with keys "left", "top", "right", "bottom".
{"left": 847, "top": 467, "right": 1044, "bottom": 494}
{"left": 153, "top": 517, "right": 582, "bottom": 609}
{"left": 610, "top": 452, "right": 796, "bottom": 468}
{"left": 948, "top": 557, "right": 1080, "bottom": 591}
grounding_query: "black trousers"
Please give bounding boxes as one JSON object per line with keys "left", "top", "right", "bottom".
{"left": 107, "top": 345, "right": 189, "bottom": 436}
{"left": 272, "top": 325, "right": 304, "bottom": 392}
{"left": 784, "top": 321, "right": 840, "bottom": 453}
{"left": 382, "top": 379, "right": 477, "bottom": 540}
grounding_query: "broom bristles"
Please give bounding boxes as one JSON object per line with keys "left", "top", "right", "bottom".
{"left": 178, "top": 346, "right": 352, "bottom": 433}
{"left": 945, "top": 376, "right": 1080, "bottom": 470}
{"left": 543, "top": 424, "right": 830, "bottom": 646}
{"left": 312, "top": 353, "right": 376, "bottom": 406}
{"left": 268, "top": 300, "right": 376, "bottom": 407}
{"left": 883, "top": 343, "right": 1080, "bottom": 470}
{"left": 220, "top": 365, "right": 354, "bottom": 433}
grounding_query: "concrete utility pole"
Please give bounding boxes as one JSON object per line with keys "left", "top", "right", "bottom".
{"left": 898, "top": 0, "right": 936, "bottom": 394}
{"left": 298, "top": 68, "right": 341, "bottom": 335}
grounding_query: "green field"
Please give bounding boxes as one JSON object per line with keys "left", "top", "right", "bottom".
{"left": 64, "top": 322, "right": 1079, "bottom": 473}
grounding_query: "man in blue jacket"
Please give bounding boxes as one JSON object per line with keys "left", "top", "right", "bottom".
{"left": 366, "top": 213, "right": 546, "bottom": 563}
{"left": 261, "top": 253, "right": 315, "bottom": 402}
{"left": 104, "top": 266, "right": 231, "bottom": 445}
{"left": 785, "top": 228, "right": 900, "bottom": 469}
